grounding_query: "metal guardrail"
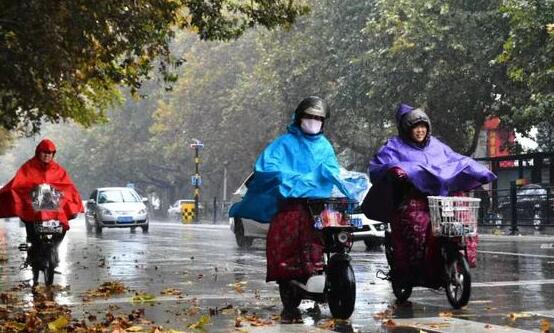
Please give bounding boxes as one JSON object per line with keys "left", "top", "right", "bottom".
{"left": 473, "top": 183, "right": 554, "bottom": 234}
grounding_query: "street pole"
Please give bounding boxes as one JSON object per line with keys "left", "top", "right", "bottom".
{"left": 223, "top": 163, "right": 228, "bottom": 204}
{"left": 190, "top": 139, "right": 204, "bottom": 223}
{"left": 194, "top": 145, "right": 199, "bottom": 223}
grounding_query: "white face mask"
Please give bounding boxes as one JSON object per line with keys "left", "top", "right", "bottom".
{"left": 300, "top": 118, "right": 323, "bottom": 134}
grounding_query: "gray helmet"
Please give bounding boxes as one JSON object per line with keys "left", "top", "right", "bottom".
{"left": 294, "top": 96, "right": 329, "bottom": 122}
{"left": 400, "top": 107, "right": 432, "bottom": 137}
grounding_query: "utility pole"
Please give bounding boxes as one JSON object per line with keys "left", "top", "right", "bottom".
{"left": 190, "top": 139, "right": 204, "bottom": 223}
{"left": 223, "top": 161, "right": 228, "bottom": 205}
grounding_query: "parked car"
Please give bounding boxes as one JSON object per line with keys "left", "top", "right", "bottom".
{"left": 498, "top": 184, "right": 554, "bottom": 226}
{"left": 167, "top": 200, "right": 188, "bottom": 220}
{"left": 229, "top": 175, "right": 386, "bottom": 249}
{"left": 85, "top": 187, "right": 149, "bottom": 233}
{"left": 167, "top": 200, "right": 204, "bottom": 221}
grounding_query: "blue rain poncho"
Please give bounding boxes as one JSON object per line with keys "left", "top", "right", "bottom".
{"left": 229, "top": 124, "right": 357, "bottom": 223}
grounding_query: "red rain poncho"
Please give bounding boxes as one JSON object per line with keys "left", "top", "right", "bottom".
{"left": 0, "top": 139, "right": 83, "bottom": 229}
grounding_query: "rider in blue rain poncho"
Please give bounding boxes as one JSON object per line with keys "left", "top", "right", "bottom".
{"left": 229, "top": 98, "right": 353, "bottom": 224}
{"left": 229, "top": 96, "right": 354, "bottom": 323}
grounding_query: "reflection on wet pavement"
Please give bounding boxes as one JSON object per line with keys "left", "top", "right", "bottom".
{"left": 1, "top": 218, "right": 554, "bottom": 332}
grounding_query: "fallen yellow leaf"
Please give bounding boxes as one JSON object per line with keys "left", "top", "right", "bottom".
{"left": 540, "top": 319, "right": 551, "bottom": 332}
{"left": 507, "top": 312, "right": 534, "bottom": 320}
{"left": 131, "top": 293, "right": 156, "bottom": 303}
{"left": 229, "top": 281, "right": 247, "bottom": 293}
{"left": 160, "top": 288, "right": 182, "bottom": 296}
{"left": 373, "top": 309, "right": 393, "bottom": 320}
{"left": 426, "top": 322, "right": 451, "bottom": 329}
{"left": 47, "top": 316, "right": 69, "bottom": 331}
{"left": 318, "top": 319, "right": 336, "bottom": 329}
{"left": 188, "top": 314, "right": 210, "bottom": 329}
{"left": 382, "top": 319, "right": 396, "bottom": 327}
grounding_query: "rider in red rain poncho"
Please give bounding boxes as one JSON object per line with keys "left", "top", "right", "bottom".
{"left": 0, "top": 139, "right": 83, "bottom": 237}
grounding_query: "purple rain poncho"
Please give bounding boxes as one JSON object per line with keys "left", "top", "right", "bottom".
{"left": 362, "top": 104, "right": 496, "bottom": 223}
{"left": 362, "top": 104, "right": 495, "bottom": 278}
{"left": 369, "top": 104, "right": 496, "bottom": 196}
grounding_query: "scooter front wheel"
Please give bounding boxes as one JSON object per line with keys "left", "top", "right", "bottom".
{"left": 445, "top": 252, "right": 471, "bottom": 309}
{"left": 328, "top": 260, "right": 356, "bottom": 319}
{"left": 45, "top": 266, "right": 55, "bottom": 286}
{"left": 44, "top": 246, "right": 59, "bottom": 286}
{"left": 32, "top": 267, "right": 40, "bottom": 287}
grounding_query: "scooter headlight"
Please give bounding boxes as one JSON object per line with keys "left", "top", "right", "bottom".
{"left": 337, "top": 231, "right": 349, "bottom": 244}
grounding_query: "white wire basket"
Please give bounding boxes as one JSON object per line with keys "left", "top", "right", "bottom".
{"left": 428, "top": 196, "right": 481, "bottom": 237}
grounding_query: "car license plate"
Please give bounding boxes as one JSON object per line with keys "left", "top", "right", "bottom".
{"left": 117, "top": 216, "right": 134, "bottom": 223}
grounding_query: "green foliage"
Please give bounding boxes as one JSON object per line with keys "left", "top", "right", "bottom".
{"left": 495, "top": 0, "right": 554, "bottom": 139}
{"left": 362, "top": 0, "right": 513, "bottom": 154}
{"left": 536, "top": 121, "right": 554, "bottom": 152}
{"left": 0, "top": 129, "right": 13, "bottom": 155}
{"left": 5, "top": 0, "right": 554, "bottom": 207}
{"left": 0, "top": 0, "right": 308, "bottom": 133}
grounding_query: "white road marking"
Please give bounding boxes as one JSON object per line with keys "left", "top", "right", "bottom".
{"left": 480, "top": 250, "right": 554, "bottom": 259}
{"left": 152, "top": 222, "right": 229, "bottom": 230}
{"left": 531, "top": 310, "right": 554, "bottom": 318}
{"left": 473, "top": 279, "right": 554, "bottom": 288}
{"left": 392, "top": 317, "right": 534, "bottom": 333}
{"left": 245, "top": 326, "right": 332, "bottom": 333}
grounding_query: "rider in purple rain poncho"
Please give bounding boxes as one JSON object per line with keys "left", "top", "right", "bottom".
{"left": 362, "top": 103, "right": 496, "bottom": 287}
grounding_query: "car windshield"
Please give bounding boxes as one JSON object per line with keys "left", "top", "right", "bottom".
{"left": 98, "top": 190, "right": 140, "bottom": 203}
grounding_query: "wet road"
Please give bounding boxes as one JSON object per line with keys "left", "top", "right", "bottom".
{"left": 1, "top": 217, "right": 554, "bottom": 332}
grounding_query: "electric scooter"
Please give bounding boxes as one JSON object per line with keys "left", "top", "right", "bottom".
{"left": 278, "top": 198, "right": 362, "bottom": 319}
{"left": 380, "top": 196, "right": 480, "bottom": 309}
{"left": 19, "top": 184, "right": 65, "bottom": 287}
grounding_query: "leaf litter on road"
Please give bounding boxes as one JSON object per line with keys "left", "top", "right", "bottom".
{"left": 229, "top": 281, "right": 247, "bottom": 294}
{"left": 540, "top": 319, "right": 551, "bottom": 333}
{"left": 82, "top": 281, "right": 128, "bottom": 301}
{"left": 160, "top": 288, "right": 182, "bottom": 296}
{"left": 0, "top": 283, "right": 198, "bottom": 333}
{"left": 507, "top": 311, "right": 535, "bottom": 320}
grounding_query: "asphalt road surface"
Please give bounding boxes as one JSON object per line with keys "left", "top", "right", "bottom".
{"left": 1, "top": 217, "right": 554, "bottom": 332}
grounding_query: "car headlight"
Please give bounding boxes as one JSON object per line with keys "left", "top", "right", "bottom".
{"left": 101, "top": 208, "right": 112, "bottom": 216}
{"left": 138, "top": 208, "right": 146, "bottom": 215}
